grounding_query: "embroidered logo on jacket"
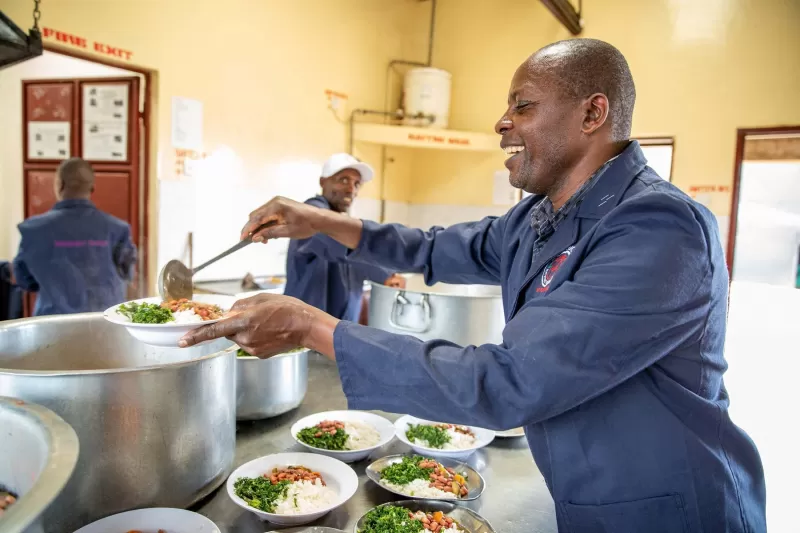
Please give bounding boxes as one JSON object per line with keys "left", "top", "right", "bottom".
{"left": 540, "top": 246, "right": 575, "bottom": 289}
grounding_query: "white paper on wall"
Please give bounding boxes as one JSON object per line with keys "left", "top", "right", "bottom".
{"left": 493, "top": 169, "right": 518, "bottom": 205}
{"left": 28, "top": 121, "right": 70, "bottom": 159}
{"left": 171, "top": 97, "right": 203, "bottom": 150}
{"left": 82, "top": 83, "right": 129, "bottom": 161}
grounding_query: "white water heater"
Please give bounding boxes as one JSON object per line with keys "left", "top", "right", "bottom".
{"left": 403, "top": 67, "right": 452, "bottom": 129}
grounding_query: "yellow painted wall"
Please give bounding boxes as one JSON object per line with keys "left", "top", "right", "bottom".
{"left": 410, "top": 0, "right": 800, "bottom": 214}
{"left": 0, "top": 0, "right": 422, "bottom": 282}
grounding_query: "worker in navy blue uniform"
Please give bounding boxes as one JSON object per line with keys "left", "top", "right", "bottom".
{"left": 182, "top": 39, "right": 766, "bottom": 532}
{"left": 283, "top": 153, "right": 405, "bottom": 323}
{"left": 13, "top": 158, "right": 136, "bottom": 315}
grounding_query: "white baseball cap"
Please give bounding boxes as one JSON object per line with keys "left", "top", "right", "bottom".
{"left": 320, "top": 153, "right": 374, "bottom": 183}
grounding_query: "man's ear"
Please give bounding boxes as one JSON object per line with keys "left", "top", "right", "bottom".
{"left": 581, "top": 93, "right": 610, "bottom": 135}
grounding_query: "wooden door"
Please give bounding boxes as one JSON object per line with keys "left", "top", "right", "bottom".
{"left": 21, "top": 77, "right": 144, "bottom": 315}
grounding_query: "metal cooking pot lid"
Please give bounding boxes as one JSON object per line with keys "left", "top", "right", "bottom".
{"left": 158, "top": 259, "right": 193, "bottom": 301}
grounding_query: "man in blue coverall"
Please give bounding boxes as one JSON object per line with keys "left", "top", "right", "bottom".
{"left": 283, "top": 153, "right": 405, "bottom": 323}
{"left": 13, "top": 157, "right": 136, "bottom": 315}
{"left": 182, "top": 39, "right": 766, "bottom": 532}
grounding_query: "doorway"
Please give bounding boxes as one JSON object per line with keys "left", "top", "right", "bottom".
{"left": 727, "top": 127, "right": 800, "bottom": 285}
{"left": 0, "top": 49, "right": 153, "bottom": 316}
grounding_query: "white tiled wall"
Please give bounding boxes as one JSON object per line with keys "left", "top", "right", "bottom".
{"left": 405, "top": 204, "right": 510, "bottom": 228}
{"left": 157, "top": 154, "right": 322, "bottom": 283}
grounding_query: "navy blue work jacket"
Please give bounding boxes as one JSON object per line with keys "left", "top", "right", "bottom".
{"left": 13, "top": 199, "right": 136, "bottom": 316}
{"left": 333, "top": 142, "right": 766, "bottom": 533}
{"left": 284, "top": 196, "right": 393, "bottom": 322}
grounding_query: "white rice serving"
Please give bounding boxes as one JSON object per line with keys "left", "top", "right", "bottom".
{"left": 172, "top": 309, "right": 204, "bottom": 324}
{"left": 273, "top": 479, "right": 338, "bottom": 515}
{"left": 412, "top": 426, "right": 477, "bottom": 450}
{"left": 344, "top": 420, "right": 382, "bottom": 450}
{"left": 380, "top": 478, "right": 457, "bottom": 499}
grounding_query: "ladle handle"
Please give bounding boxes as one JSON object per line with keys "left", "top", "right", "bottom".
{"left": 191, "top": 220, "right": 278, "bottom": 275}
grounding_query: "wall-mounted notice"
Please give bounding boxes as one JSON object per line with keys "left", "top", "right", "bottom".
{"left": 493, "top": 169, "right": 518, "bottom": 205}
{"left": 82, "top": 83, "right": 129, "bottom": 161}
{"left": 28, "top": 121, "right": 70, "bottom": 160}
{"left": 171, "top": 97, "right": 203, "bottom": 151}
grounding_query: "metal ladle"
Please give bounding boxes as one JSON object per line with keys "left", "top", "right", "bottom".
{"left": 158, "top": 221, "right": 277, "bottom": 301}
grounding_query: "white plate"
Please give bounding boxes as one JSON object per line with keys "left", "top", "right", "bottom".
{"left": 103, "top": 295, "right": 234, "bottom": 347}
{"left": 226, "top": 452, "right": 358, "bottom": 526}
{"left": 72, "top": 507, "right": 220, "bottom": 533}
{"left": 394, "top": 415, "right": 495, "bottom": 461}
{"left": 290, "top": 410, "right": 395, "bottom": 463}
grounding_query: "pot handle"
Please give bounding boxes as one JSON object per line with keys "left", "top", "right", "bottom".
{"left": 388, "top": 292, "right": 432, "bottom": 333}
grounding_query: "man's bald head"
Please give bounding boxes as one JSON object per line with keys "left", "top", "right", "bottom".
{"left": 526, "top": 38, "right": 636, "bottom": 141}
{"left": 496, "top": 38, "right": 636, "bottom": 200}
{"left": 56, "top": 157, "right": 95, "bottom": 200}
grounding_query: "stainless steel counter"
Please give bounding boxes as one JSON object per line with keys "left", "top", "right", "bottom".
{"left": 194, "top": 277, "right": 284, "bottom": 296}
{"left": 193, "top": 353, "right": 557, "bottom": 533}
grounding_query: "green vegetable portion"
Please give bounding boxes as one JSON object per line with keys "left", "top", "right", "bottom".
{"left": 358, "top": 505, "right": 424, "bottom": 533}
{"left": 380, "top": 455, "right": 435, "bottom": 485}
{"left": 233, "top": 476, "right": 290, "bottom": 513}
{"left": 406, "top": 424, "right": 451, "bottom": 449}
{"left": 296, "top": 425, "right": 348, "bottom": 450}
{"left": 117, "top": 302, "right": 174, "bottom": 324}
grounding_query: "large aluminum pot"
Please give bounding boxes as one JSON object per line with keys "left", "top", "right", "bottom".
{"left": 0, "top": 313, "right": 237, "bottom": 533}
{"left": 236, "top": 348, "right": 309, "bottom": 420}
{"left": 0, "top": 397, "right": 79, "bottom": 533}
{"left": 369, "top": 275, "right": 504, "bottom": 346}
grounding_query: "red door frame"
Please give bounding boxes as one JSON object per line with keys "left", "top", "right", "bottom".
{"left": 32, "top": 44, "right": 155, "bottom": 298}
{"left": 726, "top": 125, "right": 800, "bottom": 275}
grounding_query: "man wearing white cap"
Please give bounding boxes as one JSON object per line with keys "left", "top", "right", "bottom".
{"left": 283, "top": 153, "right": 404, "bottom": 323}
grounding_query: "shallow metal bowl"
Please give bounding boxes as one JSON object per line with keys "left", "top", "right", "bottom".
{"left": 365, "top": 454, "right": 485, "bottom": 501}
{"left": 273, "top": 526, "right": 345, "bottom": 533}
{"left": 354, "top": 500, "right": 496, "bottom": 533}
{"left": 0, "top": 397, "right": 79, "bottom": 533}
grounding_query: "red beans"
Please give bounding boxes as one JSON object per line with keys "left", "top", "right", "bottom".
{"left": 262, "top": 465, "right": 326, "bottom": 486}
{"left": 414, "top": 510, "right": 458, "bottom": 531}
{"left": 422, "top": 460, "right": 468, "bottom": 498}
{"left": 316, "top": 420, "right": 345, "bottom": 430}
{"left": 160, "top": 299, "right": 223, "bottom": 320}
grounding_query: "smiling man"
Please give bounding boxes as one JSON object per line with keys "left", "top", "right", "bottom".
{"left": 183, "top": 40, "right": 766, "bottom": 532}
{"left": 283, "top": 153, "right": 404, "bottom": 323}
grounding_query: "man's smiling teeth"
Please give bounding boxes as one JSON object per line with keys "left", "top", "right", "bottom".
{"left": 504, "top": 146, "right": 524, "bottom": 155}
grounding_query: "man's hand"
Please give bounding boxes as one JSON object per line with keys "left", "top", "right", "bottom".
{"left": 241, "top": 197, "right": 323, "bottom": 243}
{"left": 384, "top": 274, "right": 406, "bottom": 288}
{"left": 242, "top": 196, "right": 364, "bottom": 249}
{"left": 179, "top": 293, "right": 339, "bottom": 359}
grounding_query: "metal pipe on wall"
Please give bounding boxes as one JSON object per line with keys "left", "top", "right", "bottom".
{"left": 349, "top": 0, "right": 438, "bottom": 222}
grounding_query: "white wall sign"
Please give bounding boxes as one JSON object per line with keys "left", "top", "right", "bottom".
{"left": 82, "top": 83, "right": 129, "bottom": 161}
{"left": 493, "top": 169, "right": 518, "bottom": 205}
{"left": 171, "top": 97, "right": 203, "bottom": 150}
{"left": 28, "top": 121, "right": 70, "bottom": 159}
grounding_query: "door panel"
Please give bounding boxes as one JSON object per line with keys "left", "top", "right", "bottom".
{"left": 92, "top": 171, "right": 132, "bottom": 224}
{"left": 21, "top": 76, "right": 144, "bottom": 317}
{"left": 24, "top": 169, "right": 58, "bottom": 217}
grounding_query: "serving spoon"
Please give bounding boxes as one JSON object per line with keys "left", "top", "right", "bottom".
{"left": 158, "top": 220, "right": 277, "bottom": 301}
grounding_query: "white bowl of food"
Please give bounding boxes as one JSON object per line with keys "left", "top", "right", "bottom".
{"left": 72, "top": 507, "right": 220, "bottom": 533}
{"left": 226, "top": 452, "right": 358, "bottom": 526}
{"left": 394, "top": 415, "right": 495, "bottom": 460}
{"left": 103, "top": 294, "right": 234, "bottom": 347}
{"left": 290, "top": 410, "right": 395, "bottom": 463}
